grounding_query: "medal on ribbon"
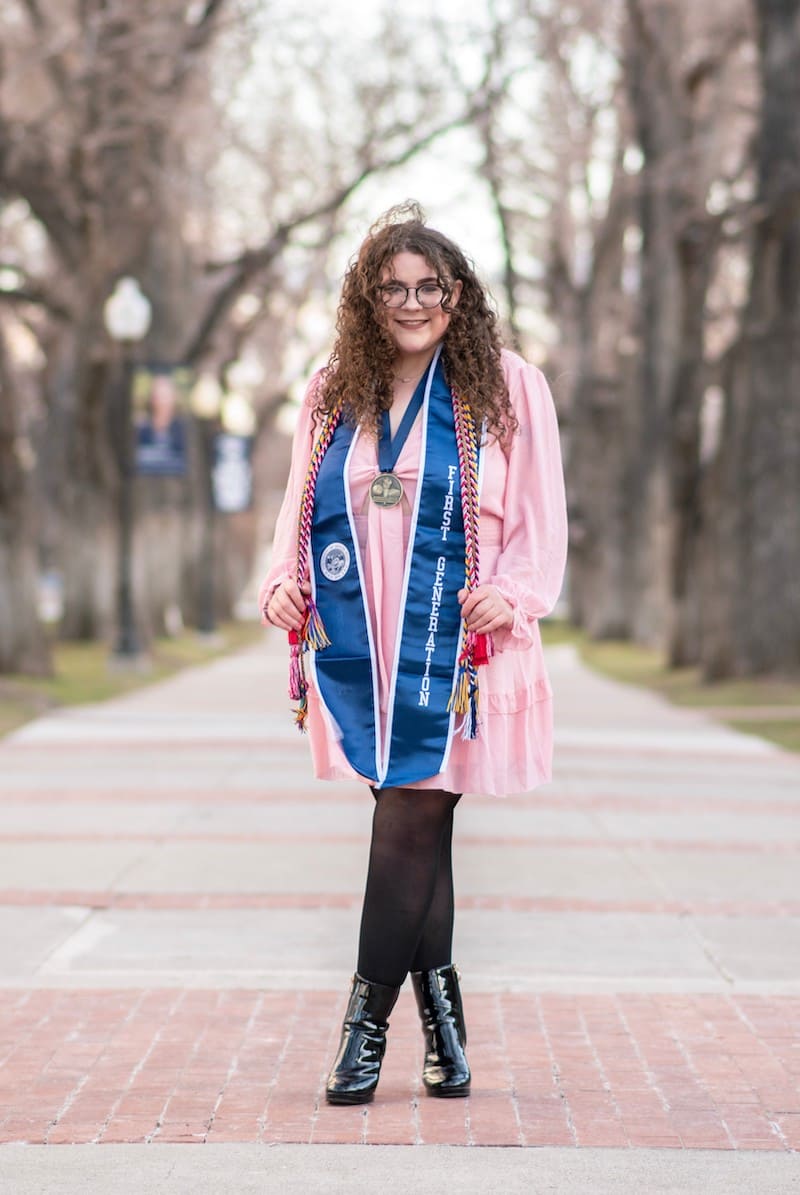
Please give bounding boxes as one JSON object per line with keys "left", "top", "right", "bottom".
{"left": 368, "top": 473, "right": 403, "bottom": 507}
{"left": 370, "top": 374, "right": 427, "bottom": 508}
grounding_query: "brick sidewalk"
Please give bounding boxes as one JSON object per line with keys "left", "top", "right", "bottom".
{"left": 0, "top": 638, "right": 798, "bottom": 1160}
{"left": 1, "top": 989, "right": 799, "bottom": 1149}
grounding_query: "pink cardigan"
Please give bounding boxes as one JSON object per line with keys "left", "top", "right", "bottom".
{"left": 260, "top": 349, "right": 568, "bottom": 796}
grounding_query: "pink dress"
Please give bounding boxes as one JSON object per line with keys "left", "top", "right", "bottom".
{"left": 260, "top": 349, "right": 568, "bottom": 796}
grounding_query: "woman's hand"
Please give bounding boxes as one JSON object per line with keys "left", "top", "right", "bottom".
{"left": 457, "top": 585, "right": 513, "bottom": 635}
{"left": 265, "top": 579, "right": 311, "bottom": 632}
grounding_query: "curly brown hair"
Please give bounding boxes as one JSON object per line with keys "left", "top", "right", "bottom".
{"left": 315, "top": 201, "right": 518, "bottom": 442}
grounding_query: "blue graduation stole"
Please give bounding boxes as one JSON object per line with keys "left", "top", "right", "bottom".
{"left": 309, "top": 347, "right": 472, "bottom": 786}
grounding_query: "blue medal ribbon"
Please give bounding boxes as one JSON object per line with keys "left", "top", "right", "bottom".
{"left": 378, "top": 374, "right": 427, "bottom": 474}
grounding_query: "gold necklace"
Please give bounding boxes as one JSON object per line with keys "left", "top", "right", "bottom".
{"left": 393, "top": 370, "right": 424, "bottom": 384}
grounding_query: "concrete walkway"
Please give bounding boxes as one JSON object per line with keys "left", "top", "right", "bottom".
{"left": 0, "top": 631, "right": 798, "bottom": 1192}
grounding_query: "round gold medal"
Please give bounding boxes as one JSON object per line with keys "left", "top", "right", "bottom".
{"left": 369, "top": 472, "right": 404, "bottom": 508}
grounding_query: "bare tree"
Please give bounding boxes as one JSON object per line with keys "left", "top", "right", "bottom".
{"left": 0, "top": 0, "right": 517, "bottom": 666}
{"left": 530, "top": 2, "right": 638, "bottom": 639}
{"left": 702, "top": 0, "right": 800, "bottom": 677}
{"left": 618, "top": 0, "right": 755, "bottom": 662}
{"left": 0, "top": 0, "right": 234, "bottom": 644}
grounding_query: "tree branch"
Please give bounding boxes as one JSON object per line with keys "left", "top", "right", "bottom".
{"left": 0, "top": 154, "right": 83, "bottom": 272}
{"left": 184, "top": 86, "right": 509, "bottom": 364}
{"left": 184, "top": 0, "right": 228, "bottom": 52}
{"left": 18, "top": 0, "right": 74, "bottom": 108}
{"left": 0, "top": 283, "right": 71, "bottom": 321}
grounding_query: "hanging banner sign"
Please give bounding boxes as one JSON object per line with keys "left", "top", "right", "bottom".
{"left": 212, "top": 433, "right": 253, "bottom": 513}
{"left": 132, "top": 365, "right": 192, "bottom": 477}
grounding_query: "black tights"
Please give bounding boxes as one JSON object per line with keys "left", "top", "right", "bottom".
{"left": 357, "top": 786, "right": 462, "bottom": 989}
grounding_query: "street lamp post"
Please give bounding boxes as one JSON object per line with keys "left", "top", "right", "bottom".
{"left": 103, "top": 277, "right": 152, "bottom": 662}
{"left": 190, "top": 374, "right": 223, "bottom": 637}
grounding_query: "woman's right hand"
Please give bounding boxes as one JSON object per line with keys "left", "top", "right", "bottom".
{"left": 264, "top": 579, "right": 311, "bottom": 631}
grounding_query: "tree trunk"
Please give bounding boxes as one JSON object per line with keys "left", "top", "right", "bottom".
{"left": 58, "top": 322, "right": 118, "bottom": 641}
{"left": 624, "top": 0, "right": 686, "bottom": 650}
{"left": 567, "top": 374, "right": 631, "bottom": 638}
{"left": 0, "top": 327, "right": 52, "bottom": 675}
{"left": 563, "top": 153, "right": 635, "bottom": 639}
{"left": 666, "top": 217, "right": 720, "bottom": 666}
{"left": 702, "top": 0, "right": 800, "bottom": 677}
{"left": 57, "top": 202, "right": 203, "bottom": 642}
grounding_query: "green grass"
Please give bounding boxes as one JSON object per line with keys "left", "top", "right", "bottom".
{"left": 539, "top": 617, "right": 800, "bottom": 754}
{"left": 0, "top": 621, "right": 263, "bottom": 740}
{"left": 4, "top": 616, "right": 798, "bottom": 756}
{"left": 725, "top": 720, "right": 800, "bottom": 754}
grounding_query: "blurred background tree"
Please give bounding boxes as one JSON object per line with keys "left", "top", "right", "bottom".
{"left": 0, "top": 0, "right": 797, "bottom": 680}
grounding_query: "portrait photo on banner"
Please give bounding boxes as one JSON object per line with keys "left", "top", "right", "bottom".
{"left": 132, "top": 364, "right": 193, "bottom": 477}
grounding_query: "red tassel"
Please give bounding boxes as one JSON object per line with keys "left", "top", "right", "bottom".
{"left": 448, "top": 626, "right": 493, "bottom": 739}
{"left": 287, "top": 630, "right": 303, "bottom": 701}
{"left": 472, "top": 632, "right": 494, "bottom": 667}
{"left": 286, "top": 599, "right": 332, "bottom": 733}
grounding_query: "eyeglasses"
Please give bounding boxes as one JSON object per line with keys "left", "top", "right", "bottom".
{"left": 378, "top": 282, "right": 446, "bottom": 309}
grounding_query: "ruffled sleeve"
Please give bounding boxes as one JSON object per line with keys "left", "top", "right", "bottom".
{"left": 258, "top": 372, "right": 321, "bottom": 624}
{"left": 488, "top": 355, "right": 568, "bottom": 651}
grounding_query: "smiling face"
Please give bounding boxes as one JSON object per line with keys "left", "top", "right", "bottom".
{"left": 379, "top": 251, "right": 462, "bottom": 367}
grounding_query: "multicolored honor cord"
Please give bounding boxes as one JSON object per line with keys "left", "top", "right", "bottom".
{"left": 288, "top": 400, "right": 341, "bottom": 729}
{"left": 446, "top": 394, "right": 493, "bottom": 739}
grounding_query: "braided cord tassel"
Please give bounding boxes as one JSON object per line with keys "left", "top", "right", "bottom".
{"left": 288, "top": 402, "right": 342, "bottom": 730}
{"left": 447, "top": 393, "right": 492, "bottom": 739}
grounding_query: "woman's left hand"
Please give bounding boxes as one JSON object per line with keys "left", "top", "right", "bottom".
{"left": 457, "top": 585, "right": 514, "bottom": 634}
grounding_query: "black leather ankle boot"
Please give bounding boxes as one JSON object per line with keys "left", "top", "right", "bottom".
{"left": 411, "top": 964, "right": 471, "bottom": 1097}
{"left": 325, "top": 973, "right": 401, "bottom": 1105}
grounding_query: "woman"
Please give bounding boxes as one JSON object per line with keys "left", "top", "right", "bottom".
{"left": 260, "top": 202, "right": 568, "bottom": 1106}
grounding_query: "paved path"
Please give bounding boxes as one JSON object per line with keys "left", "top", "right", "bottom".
{"left": 0, "top": 632, "right": 799, "bottom": 1192}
